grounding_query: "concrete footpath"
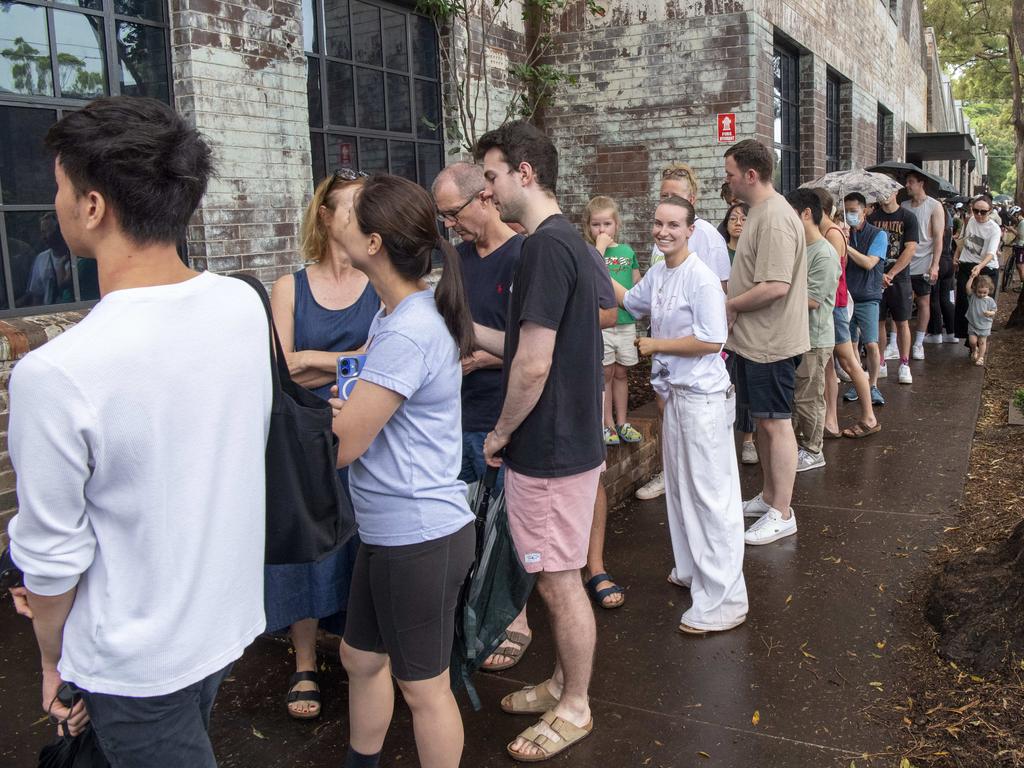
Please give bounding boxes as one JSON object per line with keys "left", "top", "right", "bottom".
{"left": 0, "top": 343, "right": 981, "bottom": 767}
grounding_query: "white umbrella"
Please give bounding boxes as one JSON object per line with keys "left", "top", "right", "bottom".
{"left": 800, "top": 169, "right": 904, "bottom": 203}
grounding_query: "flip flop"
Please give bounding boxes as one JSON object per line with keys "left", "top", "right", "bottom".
{"left": 481, "top": 631, "right": 533, "bottom": 672}
{"left": 842, "top": 421, "right": 881, "bottom": 439}
{"left": 584, "top": 572, "right": 625, "bottom": 609}
{"left": 823, "top": 428, "right": 842, "bottom": 440}
{"left": 507, "top": 711, "right": 594, "bottom": 763}
{"left": 501, "top": 680, "right": 561, "bottom": 715}
{"left": 285, "top": 670, "right": 321, "bottom": 720}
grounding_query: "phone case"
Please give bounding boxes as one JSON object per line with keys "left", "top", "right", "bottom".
{"left": 337, "top": 354, "right": 367, "bottom": 400}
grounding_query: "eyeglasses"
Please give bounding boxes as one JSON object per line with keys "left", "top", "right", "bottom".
{"left": 972, "top": 207, "right": 991, "bottom": 216}
{"left": 436, "top": 191, "right": 482, "bottom": 223}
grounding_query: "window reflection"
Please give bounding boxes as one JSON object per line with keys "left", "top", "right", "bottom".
{"left": 411, "top": 14, "right": 436, "bottom": 78}
{"left": 117, "top": 21, "right": 168, "bottom": 102}
{"left": 0, "top": 3, "right": 54, "bottom": 97}
{"left": 302, "top": 0, "right": 319, "bottom": 53}
{"left": 351, "top": 1, "right": 381, "bottom": 66}
{"left": 355, "top": 68, "right": 385, "bottom": 130}
{"left": 0, "top": 106, "right": 57, "bottom": 206}
{"left": 417, "top": 143, "right": 442, "bottom": 189}
{"left": 326, "top": 61, "right": 354, "bottom": 126}
{"left": 323, "top": 0, "right": 351, "bottom": 59}
{"left": 389, "top": 140, "right": 415, "bottom": 180}
{"left": 54, "top": 10, "right": 106, "bottom": 99}
{"left": 6, "top": 211, "right": 75, "bottom": 309}
{"left": 326, "top": 134, "right": 358, "bottom": 175}
{"left": 359, "top": 137, "right": 387, "bottom": 174}
{"left": 386, "top": 74, "right": 410, "bottom": 133}
{"left": 381, "top": 9, "right": 406, "bottom": 71}
{"left": 114, "top": 0, "right": 164, "bottom": 22}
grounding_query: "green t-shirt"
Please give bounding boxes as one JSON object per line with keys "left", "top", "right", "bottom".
{"left": 806, "top": 238, "right": 842, "bottom": 349}
{"left": 604, "top": 243, "right": 639, "bottom": 324}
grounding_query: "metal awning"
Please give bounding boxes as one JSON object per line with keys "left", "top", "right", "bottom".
{"left": 905, "top": 132, "right": 977, "bottom": 169}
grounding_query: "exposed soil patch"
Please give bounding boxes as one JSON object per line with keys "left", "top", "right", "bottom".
{"left": 874, "top": 286, "right": 1024, "bottom": 766}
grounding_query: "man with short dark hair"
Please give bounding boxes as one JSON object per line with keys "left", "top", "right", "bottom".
{"left": 473, "top": 120, "right": 603, "bottom": 762}
{"left": 786, "top": 189, "right": 841, "bottom": 472}
{"left": 7, "top": 97, "right": 272, "bottom": 767}
{"left": 869, "top": 191, "right": 919, "bottom": 384}
{"left": 722, "top": 139, "right": 808, "bottom": 546}
{"left": 902, "top": 172, "right": 944, "bottom": 360}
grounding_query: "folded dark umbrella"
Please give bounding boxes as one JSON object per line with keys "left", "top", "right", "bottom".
{"left": 450, "top": 465, "right": 536, "bottom": 710}
{"left": 867, "top": 161, "right": 957, "bottom": 198}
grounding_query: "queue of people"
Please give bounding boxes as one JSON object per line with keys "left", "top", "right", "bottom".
{"left": 4, "top": 94, "right": 1011, "bottom": 768}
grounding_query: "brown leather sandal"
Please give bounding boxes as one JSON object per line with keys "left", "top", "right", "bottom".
{"left": 481, "top": 631, "right": 532, "bottom": 672}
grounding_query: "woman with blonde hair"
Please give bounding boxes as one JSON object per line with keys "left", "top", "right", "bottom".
{"left": 265, "top": 168, "right": 380, "bottom": 720}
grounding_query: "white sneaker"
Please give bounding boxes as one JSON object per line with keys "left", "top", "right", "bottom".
{"left": 878, "top": 361, "right": 888, "bottom": 378}
{"left": 796, "top": 448, "right": 826, "bottom": 473}
{"left": 912, "top": 343, "right": 925, "bottom": 360}
{"left": 884, "top": 343, "right": 899, "bottom": 360}
{"left": 898, "top": 363, "right": 913, "bottom": 384}
{"left": 943, "top": 334, "right": 958, "bottom": 343}
{"left": 742, "top": 491, "right": 771, "bottom": 518}
{"left": 836, "top": 364, "right": 851, "bottom": 382}
{"left": 635, "top": 471, "right": 665, "bottom": 500}
{"left": 741, "top": 441, "right": 759, "bottom": 465}
{"left": 923, "top": 334, "right": 943, "bottom": 344}
{"left": 744, "top": 507, "right": 798, "bottom": 545}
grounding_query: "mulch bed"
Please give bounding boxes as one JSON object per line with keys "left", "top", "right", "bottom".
{"left": 870, "top": 285, "right": 1024, "bottom": 766}
{"left": 627, "top": 354, "right": 654, "bottom": 411}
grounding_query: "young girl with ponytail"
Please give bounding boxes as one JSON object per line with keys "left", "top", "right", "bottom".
{"left": 329, "top": 174, "right": 475, "bottom": 768}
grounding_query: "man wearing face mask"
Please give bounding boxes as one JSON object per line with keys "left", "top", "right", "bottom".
{"left": 841, "top": 193, "right": 889, "bottom": 405}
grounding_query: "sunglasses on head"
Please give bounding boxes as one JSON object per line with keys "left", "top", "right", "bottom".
{"left": 332, "top": 167, "right": 368, "bottom": 184}
{"left": 662, "top": 167, "right": 694, "bottom": 181}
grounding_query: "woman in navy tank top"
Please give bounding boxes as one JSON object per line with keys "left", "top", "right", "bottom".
{"left": 266, "top": 170, "right": 380, "bottom": 720}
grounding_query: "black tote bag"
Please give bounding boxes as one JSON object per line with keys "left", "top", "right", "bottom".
{"left": 233, "top": 274, "right": 357, "bottom": 564}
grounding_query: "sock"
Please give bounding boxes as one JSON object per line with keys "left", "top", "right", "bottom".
{"left": 915, "top": 331, "right": 925, "bottom": 344}
{"left": 888, "top": 332, "right": 897, "bottom": 347}
{"left": 344, "top": 748, "right": 382, "bottom": 768}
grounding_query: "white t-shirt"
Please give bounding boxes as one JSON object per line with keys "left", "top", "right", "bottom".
{"left": 8, "top": 271, "right": 272, "bottom": 697}
{"left": 960, "top": 216, "right": 1002, "bottom": 268}
{"left": 623, "top": 254, "right": 731, "bottom": 395}
{"left": 649, "top": 217, "right": 731, "bottom": 282}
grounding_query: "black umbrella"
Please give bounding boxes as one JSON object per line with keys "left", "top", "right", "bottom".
{"left": 450, "top": 465, "right": 536, "bottom": 710}
{"left": 867, "top": 161, "right": 957, "bottom": 198}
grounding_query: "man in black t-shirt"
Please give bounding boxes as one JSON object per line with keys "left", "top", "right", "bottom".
{"left": 473, "top": 120, "right": 602, "bottom": 762}
{"left": 869, "top": 192, "right": 918, "bottom": 385}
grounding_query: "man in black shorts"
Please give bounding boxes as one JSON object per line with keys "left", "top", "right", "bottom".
{"left": 869, "top": 191, "right": 918, "bottom": 385}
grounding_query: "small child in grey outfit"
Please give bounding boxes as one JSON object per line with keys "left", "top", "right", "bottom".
{"left": 966, "top": 273, "right": 997, "bottom": 366}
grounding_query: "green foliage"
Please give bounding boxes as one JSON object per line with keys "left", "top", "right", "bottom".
{"left": 1013, "top": 387, "right": 1024, "bottom": 414}
{"left": 962, "top": 100, "right": 1018, "bottom": 194}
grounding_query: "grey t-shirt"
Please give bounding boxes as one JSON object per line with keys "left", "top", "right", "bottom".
{"left": 902, "top": 197, "right": 942, "bottom": 276}
{"left": 348, "top": 289, "right": 474, "bottom": 546}
{"left": 966, "top": 294, "right": 997, "bottom": 334}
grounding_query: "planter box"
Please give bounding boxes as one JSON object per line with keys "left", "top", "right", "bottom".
{"left": 1010, "top": 400, "right": 1024, "bottom": 426}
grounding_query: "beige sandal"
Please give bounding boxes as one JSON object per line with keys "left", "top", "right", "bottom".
{"left": 500, "top": 680, "right": 560, "bottom": 715}
{"left": 507, "top": 710, "right": 593, "bottom": 762}
{"left": 481, "top": 631, "right": 532, "bottom": 672}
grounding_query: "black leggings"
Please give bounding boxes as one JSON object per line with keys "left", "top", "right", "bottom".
{"left": 954, "top": 262, "right": 999, "bottom": 339}
{"left": 928, "top": 270, "right": 955, "bottom": 336}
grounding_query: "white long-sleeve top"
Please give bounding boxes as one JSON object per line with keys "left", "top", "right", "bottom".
{"left": 7, "top": 271, "right": 272, "bottom": 697}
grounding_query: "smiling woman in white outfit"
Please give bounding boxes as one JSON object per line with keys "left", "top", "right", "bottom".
{"left": 613, "top": 196, "right": 748, "bottom": 634}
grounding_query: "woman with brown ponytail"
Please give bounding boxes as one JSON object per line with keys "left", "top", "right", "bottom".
{"left": 328, "top": 174, "right": 476, "bottom": 768}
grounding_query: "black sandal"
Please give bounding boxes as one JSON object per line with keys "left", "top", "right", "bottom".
{"left": 286, "top": 670, "right": 322, "bottom": 720}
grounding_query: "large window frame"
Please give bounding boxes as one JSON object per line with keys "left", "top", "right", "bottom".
{"left": 303, "top": 0, "right": 444, "bottom": 189}
{"left": 876, "top": 104, "right": 893, "bottom": 165}
{"left": 772, "top": 42, "right": 800, "bottom": 194}
{"left": 825, "top": 72, "right": 841, "bottom": 173}
{"left": 0, "top": 0, "right": 172, "bottom": 318}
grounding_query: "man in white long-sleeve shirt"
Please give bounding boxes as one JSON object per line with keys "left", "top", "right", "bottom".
{"left": 7, "top": 96, "right": 272, "bottom": 767}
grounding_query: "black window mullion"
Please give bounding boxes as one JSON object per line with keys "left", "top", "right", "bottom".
{"left": 46, "top": 6, "right": 61, "bottom": 99}
{"left": 0, "top": 213, "right": 16, "bottom": 310}
{"left": 104, "top": 7, "right": 118, "bottom": 96}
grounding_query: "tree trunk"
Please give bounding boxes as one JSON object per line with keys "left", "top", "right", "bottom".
{"left": 1011, "top": 0, "right": 1024, "bottom": 204}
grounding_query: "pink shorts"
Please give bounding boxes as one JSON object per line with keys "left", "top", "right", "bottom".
{"left": 505, "top": 464, "right": 604, "bottom": 573}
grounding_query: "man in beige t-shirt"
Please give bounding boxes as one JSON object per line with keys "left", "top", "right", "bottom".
{"left": 722, "top": 139, "right": 809, "bottom": 547}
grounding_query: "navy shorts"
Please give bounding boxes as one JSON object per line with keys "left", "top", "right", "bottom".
{"left": 734, "top": 354, "right": 799, "bottom": 420}
{"left": 881, "top": 277, "right": 913, "bottom": 321}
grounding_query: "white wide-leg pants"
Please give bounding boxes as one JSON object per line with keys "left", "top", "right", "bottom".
{"left": 662, "top": 386, "right": 748, "bottom": 630}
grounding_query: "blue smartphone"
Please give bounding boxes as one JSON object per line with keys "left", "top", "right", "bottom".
{"left": 337, "top": 354, "right": 367, "bottom": 400}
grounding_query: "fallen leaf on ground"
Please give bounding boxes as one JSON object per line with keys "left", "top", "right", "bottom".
{"left": 751, "top": 710, "right": 760, "bottom": 726}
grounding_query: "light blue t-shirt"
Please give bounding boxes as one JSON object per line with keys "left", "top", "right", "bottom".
{"left": 348, "top": 290, "right": 474, "bottom": 546}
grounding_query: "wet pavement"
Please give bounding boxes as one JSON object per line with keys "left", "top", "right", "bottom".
{"left": 0, "top": 342, "right": 981, "bottom": 767}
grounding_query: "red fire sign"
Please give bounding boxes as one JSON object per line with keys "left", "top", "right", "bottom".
{"left": 339, "top": 142, "right": 352, "bottom": 165}
{"left": 717, "top": 113, "right": 736, "bottom": 143}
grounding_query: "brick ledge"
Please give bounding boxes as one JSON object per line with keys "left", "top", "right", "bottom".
{"left": 0, "top": 312, "right": 89, "bottom": 363}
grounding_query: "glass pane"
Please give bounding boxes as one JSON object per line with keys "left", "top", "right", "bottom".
{"left": 323, "top": 0, "right": 350, "bottom": 59}
{"left": 7, "top": 211, "right": 76, "bottom": 309}
{"left": 307, "top": 56, "right": 322, "bottom": 128}
{"left": 386, "top": 74, "right": 410, "bottom": 133}
{"left": 355, "top": 67, "right": 385, "bottom": 130}
{"left": 76, "top": 255, "right": 98, "bottom": 300}
{"left": 359, "top": 137, "right": 386, "bottom": 174}
{"left": 351, "top": 1, "right": 380, "bottom": 66}
{"left": 0, "top": 106, "right": 57, "bottom": 206}
{"left": 389, "top": 140, "right": 415, "bottom": 181}
{"left": 381, "top": 9, "right": 407, "bottom": 71}
{"left": 57, "top": 0, "right": 103, "bottom": 10}
{"left": 116, "top": 21, "right": 168, "bottom": 101}
{"left": 0, "top": 3, "right": 53, "bottom": 96}
{"left": 326, "top": 134, "right": 359, "bottom": 174}
{"left": 417, "top": 143, "right": 442, "bottom": 189}
{"left": 115, "top": 0, "right": 163, "bottom": 20}
{"left": 54, "top": 9, "right": 106, "bottom": 99}
{"left": 415, "top": 78, "right": 440, "bottom": 139}
{"left": 411, "top": 14, "right": 436, "bottom": 78}
{"left": 325, "top": 61, "right": 354, "bottom": 126}
{"left": 310, "top": 133, "right": 327, "bottom": 184}
{"left": 302, "top": 0, "right": 318, "bottom": 53}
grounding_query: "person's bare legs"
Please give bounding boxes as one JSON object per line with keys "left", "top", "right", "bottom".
{"left": 824, "top": 354, "right": 839, "bottom": 435}
{"left": 834, "top": 342, "right": 877, "bottom": 428}
{"left": 866, "top": 342, "right": 881, "bottom": 387}
{"left": 756, "top": 423, "right": 773, "bottom": 503}
{"left": 602, "top": 366, "right": 615, "bottom": 429}
{"left": 397, "top": 672, "right": 464, "bottom": 768}
{"left": 508, "top": 570, "right": 595, "bottom": 759}
{"left": 340, "top": 641, "right": 395, "bottom": 756}
{"left": 896, "top": 319, "right": 911, "bottom": 360}
{"left": 611, "top": 364, "right": 629, "bottom": 427}
{"left": 585, "top": 482, "right": 623, "bottom": 608}
{"left": 977, "top": 335, "right": 988, "bottom": 363}
{"left": 758, "top": 417, "right": 797, "bottom": 519}
{"left": 916, "top": 294, "right": 930, "bottom": 338}
{"left": 288, "top": 618, "right": 320, "bottom": 716}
